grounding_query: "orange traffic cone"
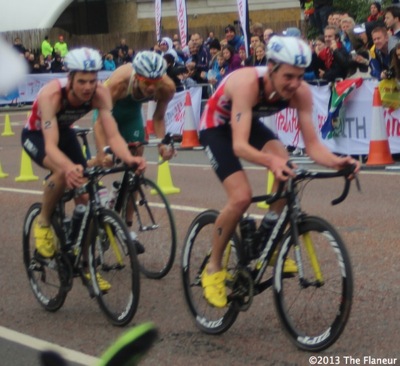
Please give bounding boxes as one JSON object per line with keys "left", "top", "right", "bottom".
{"left": 1, "top": 114, "right": 15, "bottom": 136}
{"left": 366, "top": 87, "right": 394, "bottom": 166}
{"left": 257, "top": 170, "right": 274, "bottom": 209}
{"left": 146, "top": 101, "right": 156, "bottom": 136}
{"left": 179, "top": 91, "right": 201, "bottom": 149}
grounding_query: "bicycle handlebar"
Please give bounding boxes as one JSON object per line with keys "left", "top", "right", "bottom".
{"left": 83, "top": 164, "right": 138, "bottom": 180}
{"left": 254, "top": 164, "right": 359, "bottom": 206}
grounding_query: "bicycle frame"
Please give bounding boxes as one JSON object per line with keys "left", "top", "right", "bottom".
{"left": 53, "top": 166, "right": 133, "bottom": 294}
{"left": 233, "top": 166, "right": 356, "bottom": 294}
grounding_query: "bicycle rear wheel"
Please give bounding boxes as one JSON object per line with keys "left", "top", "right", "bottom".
{"left": 273, "top": 215, "right": 353, "bottom": 352}
{"left": 181, "top": 210, "right": 240, "bottom": 335}
{"left": 91, "top": 208, "right": 140, "bottom": 326}
{"left": 22, "top": 203, "right": 69, "bottom": 312}
{"left": 122, "top": 177, "right": 176, "bottom": 279}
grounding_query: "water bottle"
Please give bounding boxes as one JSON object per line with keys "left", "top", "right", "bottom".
{"left": 63, "top": 217, "right": 72, "bottom": 246}
{"left": 108, "top": 181, "right": 121, "bottom": 209}
{"left": 257, "top": 211, "right": 279, "bottom": 252}
{"left": 98, "top": 186, "right": 109, "bottom": 206}
{"left": 69, "top": 204, "right": 86, "bottom": 245}
{"left": 240, "top": 216, "right": 258, "bottom": 260}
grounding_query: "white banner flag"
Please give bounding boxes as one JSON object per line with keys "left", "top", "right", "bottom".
{"left": 155, "top": 0, "right": 162, "bottom": 43}
{"left": 175, "top": 0, "right": 188, "bottom": 47}
{"left": 236, "top": 0, "right": 250, "bottom": 57}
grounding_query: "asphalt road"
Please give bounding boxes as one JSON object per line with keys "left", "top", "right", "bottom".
{"left": 1, "top": 110, "right": 400, "bottom": 366}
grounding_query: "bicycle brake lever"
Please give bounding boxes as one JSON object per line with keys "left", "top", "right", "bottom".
{"left": 354, "top": 174, "right": 361, "bottom": 193}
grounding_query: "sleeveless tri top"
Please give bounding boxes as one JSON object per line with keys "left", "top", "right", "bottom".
{"left": 199, "top": 66, "right": 290, "bottom": 131}
{"left": 25, "top": 79, "right": 93, "bottom": 131}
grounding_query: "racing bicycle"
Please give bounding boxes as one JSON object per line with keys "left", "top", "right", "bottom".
{"left": 181, "top": 164, "right": 359, "bottom": 352}
{"left": 23, "top": 163, "right": 141, "bottom": 326}
{"left": 106, "top": 139, "right": 177, "bottom": 280}
{"left": 76, "top": 127, "right": 178, "bottom": 280}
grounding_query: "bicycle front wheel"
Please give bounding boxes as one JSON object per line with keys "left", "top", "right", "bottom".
{"left": 91, "top": 208, "right": 140, "bottom": 326}
{"left": 22, "top": 203, "right": 69, "bottom": 312}
{"left": 122, "top": 177, "right": 176, "bottom": 279}
{"left": 181, "top": 210, "right": 240, "bottom": 335}
{"left": 273, "top": 215, "right": 353, "bottom": 352}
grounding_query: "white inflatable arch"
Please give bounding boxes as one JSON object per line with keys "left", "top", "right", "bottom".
{"left": 0, "top": 0, "right": 73, "bottom": 32}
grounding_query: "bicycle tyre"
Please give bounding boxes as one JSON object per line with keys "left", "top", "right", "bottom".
{"left": 90, "top": 208, "right": 140, "bottom": 326}
{"left": 273, "top": 215, "right": 353, "bottom": 352}
{"left": 121, "top": 177, "right": 176, "bottom": 279}
{"left": 22, "top": 203, "right": 69, "bottom": 312}
{"left": 181, "top": 209, "right": 240, "bottom": 335}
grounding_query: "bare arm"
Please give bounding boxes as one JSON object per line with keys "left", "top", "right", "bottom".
{"left": 38, "top": 82, "right": 85, "bottom": 188}
{"left": 93, "top": 84, "right": 146, "bottom": 172}
{"left": 91, "top": 66, "right": 132, "bottom": 167}
{"left": 229, "top": 69, "right": 293, "bottom": 180}
{"left": 292, "top": 83, "right": 360, "bottom": 172}
{"left": 153, "top": 75, "right": 176, "bottom": 160}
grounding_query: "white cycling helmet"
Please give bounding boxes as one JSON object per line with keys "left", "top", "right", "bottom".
{"left": 267, "top": 36, "right": 311, "bottom": 68}
{"left": 64, "top": 47, "right": 103, "bottom": 72}
{"left": 133, "top": 51, "right": 167, "bottom": 79}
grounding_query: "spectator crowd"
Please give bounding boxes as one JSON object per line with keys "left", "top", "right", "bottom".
{"left": 8, "top": 1, "right": 400, "bottom": 96}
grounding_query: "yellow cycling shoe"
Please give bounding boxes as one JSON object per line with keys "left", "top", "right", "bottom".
{"left": 85, "top": 273, "right": 112, "bottom": 292}
{"left": 270, "top": 250, "right": 298, "bottom": 273}
{"left": 34, "top": 222, "right": 56, "bottom": 258}
{"left": 201, "top": 268, "right": 227, "bottom": 308}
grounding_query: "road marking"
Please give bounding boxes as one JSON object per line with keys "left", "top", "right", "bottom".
{"left": 0, "top": 326, "right": 99, "bottom": 366}
{"left": 0, "top": 187, "right": 42, "bottom": 195}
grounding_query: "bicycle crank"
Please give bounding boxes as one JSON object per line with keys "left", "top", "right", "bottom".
{"left": 228, "top": 267, "right": 254, "bottom": 312}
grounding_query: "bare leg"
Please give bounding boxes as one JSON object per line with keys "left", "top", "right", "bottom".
{"left": 261, "top": 139, "right": 290, "bottom": 214}
{"left": 36, "top": 157, "right": 67, "bottom": 226}
{"left": 206, "top": 170, "right": 252, "bottom": 274}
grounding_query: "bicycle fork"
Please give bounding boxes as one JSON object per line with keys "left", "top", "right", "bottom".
{"left": 290, "top": 215, "right": 324, "bottom": 288}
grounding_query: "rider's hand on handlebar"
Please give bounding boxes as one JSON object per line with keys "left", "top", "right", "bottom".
{"left": 65, "top": 164, "right": 85, "bottom": 189}
{"left": 270, "top": 156, "right": 297, "bottom": 181}
{"left": 158, "top": 143, "right": 175, "bottom": 161}
{"left": 127, "top": 155, "right": 146, "bottom": 174}
{"left": 333, "top": 156, "right": 361, "bottom": 179}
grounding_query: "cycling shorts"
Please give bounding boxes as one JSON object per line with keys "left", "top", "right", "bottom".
{"left": 21, "top": 127, "right": 87, "bottom": 168}
{"left": 199, "top": 119, "right": 277, "bottom": 182}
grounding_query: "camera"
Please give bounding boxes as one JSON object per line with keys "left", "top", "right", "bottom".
{"left": 386, "top": 69, "right": 394, "bottom": 79}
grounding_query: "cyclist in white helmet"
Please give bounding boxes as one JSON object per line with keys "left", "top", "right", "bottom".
{"left": 198, "top": 36, "right": 360, "bottom": 308}
{"left": 92, "top": 50, "right": 176, "bottom": 167}
{"left": 21, "top": 47, "right": 146, "bottom": 291}
{"left": 91, "top": 50, "right": 176, "bottom": 242}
